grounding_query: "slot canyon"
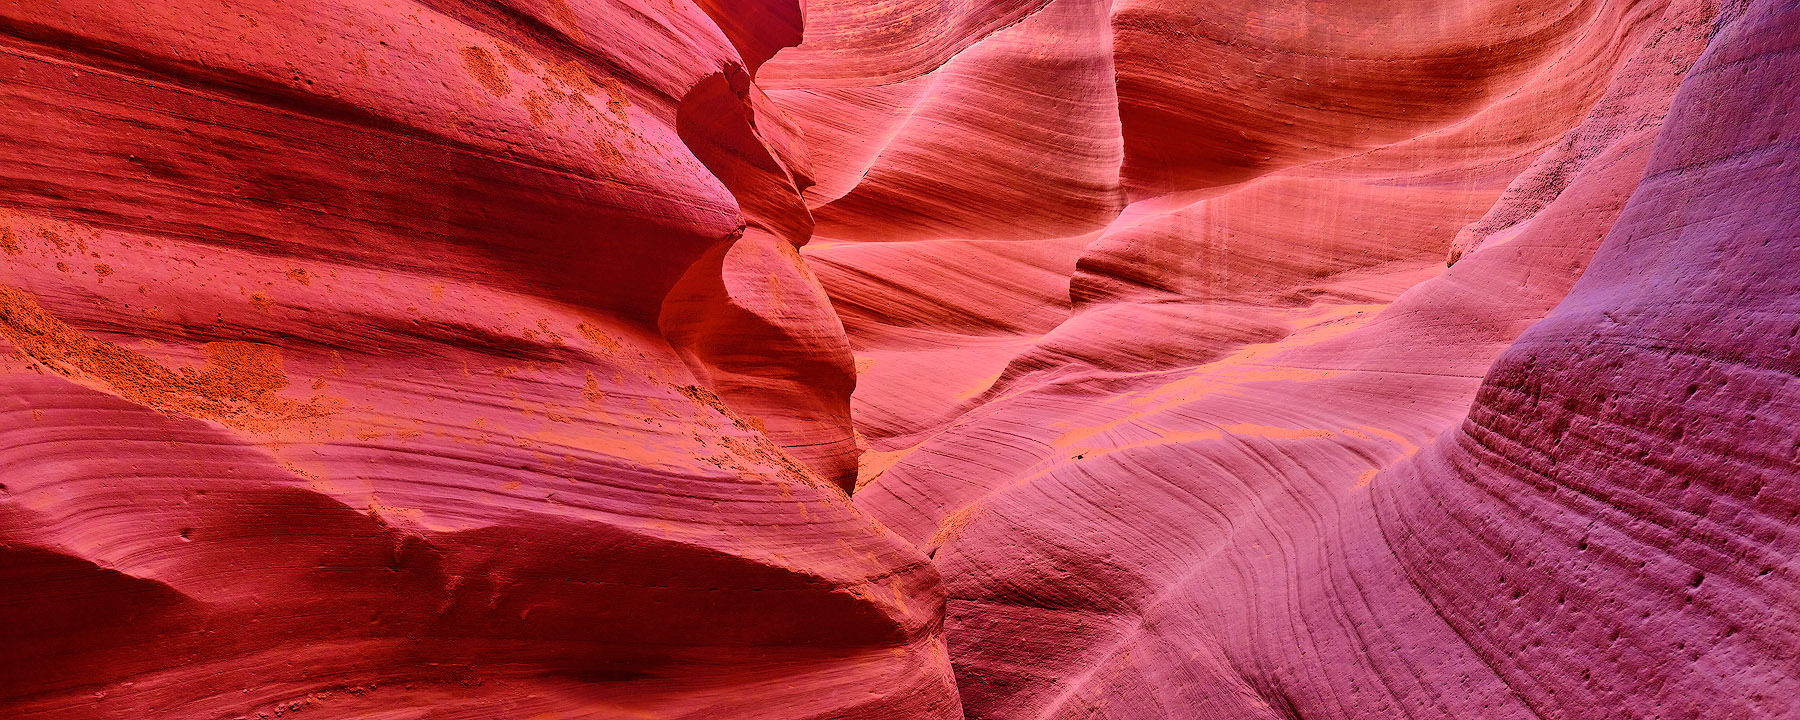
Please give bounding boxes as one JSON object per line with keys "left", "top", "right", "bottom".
{"left": 0, "top": 0, "right": 1796, "bottom": 717}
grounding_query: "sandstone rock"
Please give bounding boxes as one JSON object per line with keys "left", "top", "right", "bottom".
{"left": 2, "top": 0, "right": 1794, "bottom": 717}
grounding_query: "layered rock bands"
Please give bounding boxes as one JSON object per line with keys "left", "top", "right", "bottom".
{"left": 1, "top": 0, "right": 1794, "bottom": 718}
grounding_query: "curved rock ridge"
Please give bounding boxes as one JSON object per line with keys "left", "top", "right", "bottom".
{"left": 3, "top": 0, "right": 1796, "bottom": 718}
{"left": 1377, "top": 1, "right": 1800, "bottom": 713}
{"left": 1111, "top": 0, "right": 1633, "bottom": 196}
{"left": 0, "top": 0, "right": 954, "bottom": 717}
{"left": 786, "top": 0, "right": 1796, "bottom": 717}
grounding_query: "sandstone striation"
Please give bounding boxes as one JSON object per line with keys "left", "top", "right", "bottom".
{"left": 1, "top": 0, "right": 1794, "bottom": 718}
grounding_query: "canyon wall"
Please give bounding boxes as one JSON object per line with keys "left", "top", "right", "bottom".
{"left": 1, "top": 0, "right": 1794, "bottom": 718}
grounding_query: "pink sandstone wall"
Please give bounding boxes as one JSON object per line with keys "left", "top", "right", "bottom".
{"left": 0, "top": 0, "right": 1793, "bottom": 717}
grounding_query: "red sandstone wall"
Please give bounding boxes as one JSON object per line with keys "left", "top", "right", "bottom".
{"left": 1, "top": 0, "right": 1793, "bottom": 717}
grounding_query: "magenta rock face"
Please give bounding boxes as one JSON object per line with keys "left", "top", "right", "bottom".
{"left": 0, "top": 1, "right": 1795, "bottom": 719}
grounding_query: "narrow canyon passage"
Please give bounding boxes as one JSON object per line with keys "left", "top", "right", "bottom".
{"left": 0, "top": 0, "right": 1795, "bottom": 718}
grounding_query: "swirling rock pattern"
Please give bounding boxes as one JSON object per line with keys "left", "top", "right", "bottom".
{"left": 0, "top": 0, "right": 952, "bottom": 717}
{"left": 1, "top": 0, "right": 1795, "bottom": 719}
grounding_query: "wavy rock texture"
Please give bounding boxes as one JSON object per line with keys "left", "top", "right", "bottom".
{"left": 0, "top": 0, "right": 954, "bottom": 717}
{"left": 2, "top": 0, "right": 1796, "bottom": 719}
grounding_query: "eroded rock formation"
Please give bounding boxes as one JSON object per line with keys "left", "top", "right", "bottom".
{"left": 1, "top": 0, "right": 1794, "bottom": 718}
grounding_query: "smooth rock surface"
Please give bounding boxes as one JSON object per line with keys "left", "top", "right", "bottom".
{"left": 2, "top": 0, "right": 1795, "bottom": 718}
